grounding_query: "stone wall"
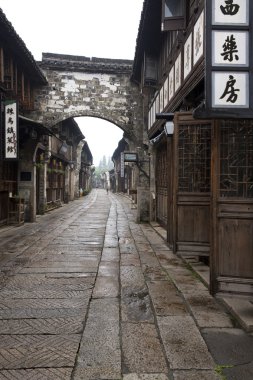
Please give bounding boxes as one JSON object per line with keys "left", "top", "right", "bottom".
{"left": 29, "top": 53, "right": 144, "bottom": 147}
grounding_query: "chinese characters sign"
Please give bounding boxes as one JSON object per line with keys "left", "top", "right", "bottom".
{"left": 212, "top": 0, "right": 248, "bottom": 25}
{"left": 120, "top": 152, "right": 124, "bottom": 178}
{"left": 204, "top": 0, "right": 253, "bottom": 116}
{"left": 193, "top": 11, "right": 204, "bottom": 65}
{"left": 4, "top": 100, "right": 18, "bottom": 159}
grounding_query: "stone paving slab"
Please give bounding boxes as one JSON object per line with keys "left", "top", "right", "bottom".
{"left": 0, "top": 334, "right": 80, "bottom": 369}
{"left": 0, "top": 298, "right": 90, "bottom": 319}
{"left": 0, "top": 289, "right": 92, "bottom": 299}
{"left": 138, "top": 251, "right": 160, "bottom": 268}
{"left": 122, "top": 322, "right": 168, "bottom": 374}
{"left": 28, "top": 259, "right": 100, "bottom": 267}
{"left": 93, "top": 276, "right": 119, "bottom": 298}
{"left": 0, "top": 317, "right": 84, "bottom": 334}
{"left": 222, "top": 297, "right": 253, "bottom": 332}
{"left": 2, "top": 274, "right": 95, "bottom": 291}
{"left": 121, "top": 266, "right": 147, "bottom": 289}
{"left": 98, "top": 261, "right": 119, "bottom": 276}
{"left": 0, "top": 368, "right": 73, "bottom": 379}
{"left": 123, "top": 375, "right": 169, "bottom": 380}
{"left": 147, "top": 281, "right": 188, "bottom": 316}
{"left": 142, "top": 265, "right": 168, "bottom": 282}
{"left": 184, "top": 292, "right": 233, "bottom": 328}
{"left": 29, "top": 254, "right": 100, "bottom": 262}
{"left": 173, "top": 370, "right": 220, "bottom": 380}
{"left": 19, "top": 267, "right": 97, "bottom": 274}
{"left": 74, "top": 298, "right": 121, "bottom": 380}
{"left": 157, "top": 315, "right": 215, "bottom": 370}
{"left": 121, "top": 286, "right": 154, "bottom": 323}
{"left": 121, "top": 254, "right": 141, "bottom": 267}
{"left": 101, "top": 247, "right": 120, "bottom": 261}
{"left": 202, "top": 328, "right": 253, "bottom": 379}
{"left": 0, "top": 190, "right": 252, "bottom": 379}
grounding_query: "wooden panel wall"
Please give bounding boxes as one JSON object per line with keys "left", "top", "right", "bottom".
{"left": 211, "top": 121, "right": 253, "bottom": 297}
{"left": 173, "top": 113, "right": 212, "bottom": 258}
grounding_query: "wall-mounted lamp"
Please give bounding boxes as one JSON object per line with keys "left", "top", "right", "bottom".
{"left": 156, "top": 112, "right": 174, "bottom": 137}
{"left": 164, "top": 121, "right": 174, "bottom": 136}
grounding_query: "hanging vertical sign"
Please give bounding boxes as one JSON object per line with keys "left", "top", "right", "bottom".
{"left": 195, "top": 0, "right": 253, "bottom": 118}
{"left": 4, "top": 100, "right": 18, "bottom": 159}
{"left": 120, "top": 152, "right": 124, "bottom": 178}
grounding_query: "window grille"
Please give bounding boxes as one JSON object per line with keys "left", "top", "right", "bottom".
{"left": 178, "top": 124, "right": 211, "bottom": 192}
{"left": 220, "top": 120, "right": 253, "bottom": 198}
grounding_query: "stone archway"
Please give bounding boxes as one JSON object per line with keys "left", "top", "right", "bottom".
{"left": 29, "top": 53, "right": 145, "bottom": 149}
{"left": 26, "top": 53, "right": 150, "bottom": 221}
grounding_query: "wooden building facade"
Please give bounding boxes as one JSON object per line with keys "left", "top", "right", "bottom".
{"left": 0, "top": 9, "right": 92, "bottom": 224}
{"left": 132, "top": 0, "right": 253, "bottom": 298}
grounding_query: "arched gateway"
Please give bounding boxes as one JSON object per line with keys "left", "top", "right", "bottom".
{"left": 27, "top": 53, "right": 149, "bottom": 221}
{"left": 31, "top": 53, "right": 144, "bottom": 147}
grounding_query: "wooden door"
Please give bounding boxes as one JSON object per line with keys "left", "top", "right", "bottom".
{"left": 156, "top": 139, "right": 168, "bottom": 228}
{"left": 173, "top": 113, "right": 212, "bottom": 259}
{"left": 211, "top": 120, "right": 253, "bottom": 297}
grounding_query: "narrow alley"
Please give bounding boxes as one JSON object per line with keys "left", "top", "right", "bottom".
{"left": 0, "top": 190, "right": 252, "bottom": 380}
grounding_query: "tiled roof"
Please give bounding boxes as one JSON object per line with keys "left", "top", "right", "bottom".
{"left": 40, "top": 53, "right": 133, "bottom": 75}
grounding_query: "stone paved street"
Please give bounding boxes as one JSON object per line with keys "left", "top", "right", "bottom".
{"left": 0, "top": 189, "right": 252, "bottom": 380}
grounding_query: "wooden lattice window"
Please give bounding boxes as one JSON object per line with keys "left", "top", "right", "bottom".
{"left": 178, "top": 124, "right": 211, "bottom": 192}
{"left": 23, "top": 76, "right": 31, "bottom": 109}
{"left": 4, "top": 53, "right": 13, "bottom": 90}
{"left": 156, "top": 142, "right": 168, "bottom": 188}
{"left": 17, "top": 70, "right": 24, "bottom": 102}
{"left": 220, "top": 120, "right": 253, "bottom": 198}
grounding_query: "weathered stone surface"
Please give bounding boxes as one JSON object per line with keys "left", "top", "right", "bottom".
{"left": 123, "top": 375, "right": 169, "bottom": 380}
{"left": 121, "top": 286, "right": 154, "bottom": 322}
{"left": 0, "top": 335, "right": 80, "bottom": 369}
{"left": 0, "top": 317, "right": 84, "bottom": 335}
{"left": 0, "top": 289, "right": 92, "bottom": 299}
{"left": 0, "top": 368, "right": 72, "bottom": 379}
{"left": 101, "top": 247, "right": 120, "bottom": 261}
{"left": 0, "top": 189, "right": 250, "bottom": 379}
{"left": 121, "top": 254, "right": 141, "bottom": 267}
{"left": 202, "top": 328, "right": 253, "bottom": 380}
{"left": 173, "top": 370, "right": 220, "bottom": 380}
{"left": 35, "top": 54, "right": 144, "bottom": 146}
{"left": 122, "top": 323, "right": 167, "bottom": 373}
{"left": 157, "top": 316, "right": 215, "bottom": 370}
{"left": 74, "top": 298, "right": 121, "bottom": 379}
{"left": 147, "top": 281, "right": 187, "bottom": 316}
{"left": 121, "top": 266, "right": 146, "bottom": 289}
{"left": 143, "top": 266, "right": 168, "bottom": 281}
{"left": 184, "top": 293, "right": 233, "bottom": 328}
{"left": 98, "top": 261, "right": 119, "bottom": 277}
{"left": 0, "top": 298, "right": 90, "bottom": 319}
{"left": 93, "top": 276, "right": 119, "bottom": 298}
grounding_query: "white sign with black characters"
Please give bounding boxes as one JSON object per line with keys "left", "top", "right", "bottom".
{"left": 212, "top": 0, "right": 249, "bottom": 25}
{"left": 120, "top": 152, "right": 125, "bottom": 178}
{"left": 164, "top": 77, "right": 169, "bottom": 108}
{"left": 175, "top": 53, "right": 182, "bottom": 93}
{"left": 199, "top": 0, "right": 253, "bottom": 118}
{"left": 169, "top": 66, "right": 174, "bottom": 101}
{"left": 212, "top": 71, "right": 249, "bottom": 107}
{"left": 184, "top": 33, "right": 192, "bottom": 79}
{"left": 212, "top": 30, "right": 249, "bottom": 66}
{"left": 159, "top": 85, "right": 164, "bottom": 112}
{"left": 5, "top": 100, "right": 18, "bottom": 159}
{"left": 193, "top": 11, "right": 204, "bottom": 66}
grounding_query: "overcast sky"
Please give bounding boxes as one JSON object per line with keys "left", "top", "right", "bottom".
{"left": 0, "top": 0, "right": 144, "bottom": 166}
